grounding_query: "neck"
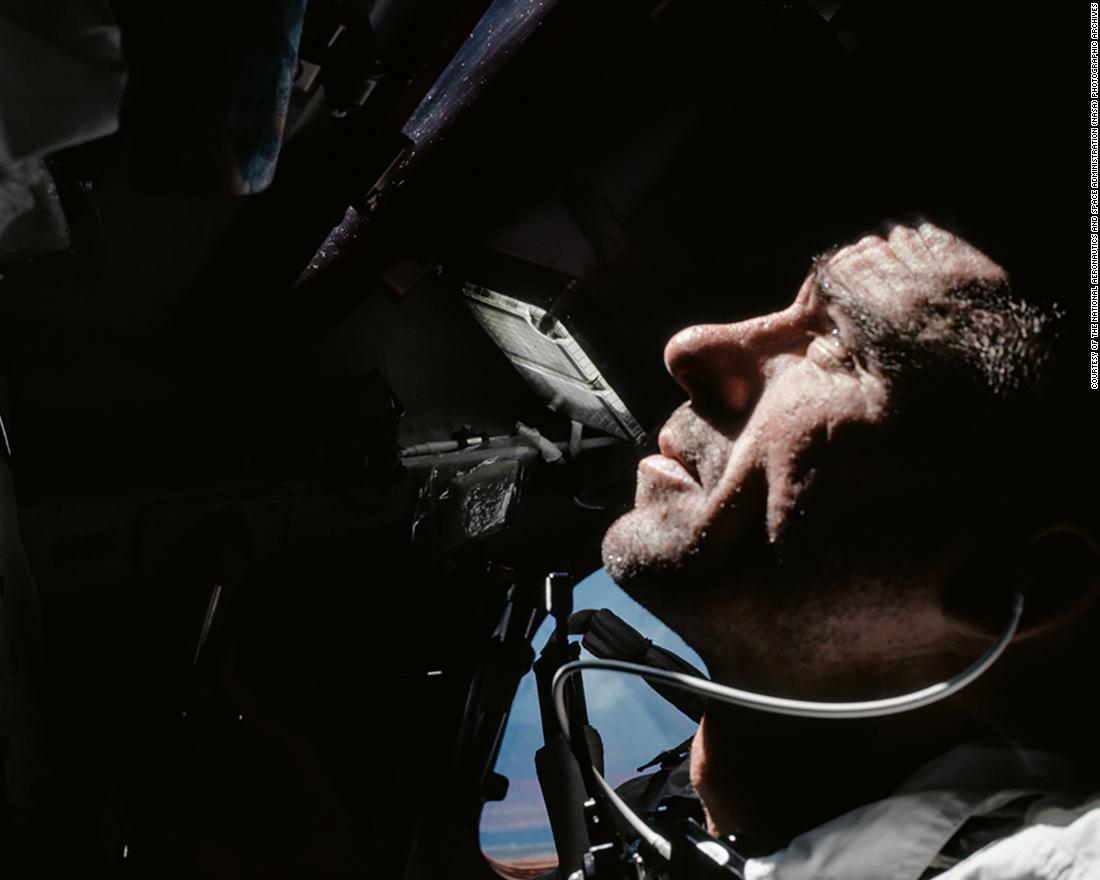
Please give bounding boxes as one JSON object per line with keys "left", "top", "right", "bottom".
{"left": 689, "top": 703, "right": 974, "bottom": 855}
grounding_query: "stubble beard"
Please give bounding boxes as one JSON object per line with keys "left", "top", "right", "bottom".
{"left": 599, "top": 463, "right": 916, "bottom": 677}
{"left": 600, "top": 483, "right": 771, "bottom": 658}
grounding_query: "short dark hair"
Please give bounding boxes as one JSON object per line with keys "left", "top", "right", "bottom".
{"left": 861, "top": 276, "right": 1060, "bottom": 411}
{"left": 860, "top": 272, "right": 1083, "bottom": 543}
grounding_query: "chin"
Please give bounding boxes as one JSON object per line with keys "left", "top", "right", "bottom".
{"left": 604, "top": 506, "right": 690, "bottom": 580}
{"left": 600, "top": 504, "right": 725, "bottom": 635}
{"left": 601, "top": 512, "right": 724, "bottom": 665}
{"left": 602, "top": 486, "right": 775, "bottom": 613}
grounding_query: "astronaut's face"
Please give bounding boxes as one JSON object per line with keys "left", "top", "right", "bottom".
{"left": 602, "top": 222, "right": 1008, "bottom": 677}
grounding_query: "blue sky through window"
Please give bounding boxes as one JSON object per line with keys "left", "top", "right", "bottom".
{"left": 480, "top": 568, "right": 706, "bottom": 866}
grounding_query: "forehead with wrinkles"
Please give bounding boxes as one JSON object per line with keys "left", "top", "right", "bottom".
{"left": 818, "top": 222, "right": 1008, "bottom": 326}
{"left": 810, "top": 222, "right": 1053, "bottom": 404}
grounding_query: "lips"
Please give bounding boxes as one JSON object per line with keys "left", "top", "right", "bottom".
{"left": 638, "top": 454, "right": 697, "bottom": 487}
{"left": 657, "top": 429, "right": 700, "bottom": 483}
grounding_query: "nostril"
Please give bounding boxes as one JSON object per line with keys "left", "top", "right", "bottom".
{"left": 689, "top": 383, "right": 724, "bottom": 418}
{"left": 673, "top": 368, "right": 706, "bottom": 400}
{"left": 668, "top": 359, "right": 752, "bottom": 417}
{"left": 672, "top": 372, "right": 732, "bottom": 420}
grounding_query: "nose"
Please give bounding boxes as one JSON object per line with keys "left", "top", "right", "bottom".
{"left": 663, "top": 309, "right": 804, "bottom": 413}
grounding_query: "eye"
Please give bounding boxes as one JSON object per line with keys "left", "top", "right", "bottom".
{"left": 808, "top": 327, "right": 855, "bottom": 370}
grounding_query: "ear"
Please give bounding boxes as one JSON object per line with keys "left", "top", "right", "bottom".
{"left": 943, "top": 524, "right": 1100, "bottom": 641}
{"left": 1014, "top": 525, "right": 1100, "bottom": 637}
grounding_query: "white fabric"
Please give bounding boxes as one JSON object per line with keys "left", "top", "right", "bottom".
{"left": 936, "top": 806, "right": 1100, "bottom": 880}
{"left": 0, "top": 0, "right": 125, "bottom": 164}
{"left": 0, "top": 156, "right": 70, "bottom": 259}
{"left": 742, "top": 743, "right": 1100, "bottom": 880}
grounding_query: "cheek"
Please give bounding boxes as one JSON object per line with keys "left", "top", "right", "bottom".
{"left": 757, "top": 382, "right": 885, "bottom": 539}
{"left": 760, "top": 430, "right": 820, "bottom": 542}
